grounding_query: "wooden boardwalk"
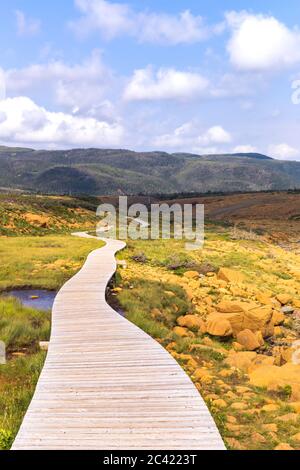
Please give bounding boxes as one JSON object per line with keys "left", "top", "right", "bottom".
{"left": 12, "top": 235, "right": 225, "bottom": 450}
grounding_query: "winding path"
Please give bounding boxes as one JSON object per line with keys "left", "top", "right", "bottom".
{"left": 12, "top": 233, "right": 225, "bottom": 450}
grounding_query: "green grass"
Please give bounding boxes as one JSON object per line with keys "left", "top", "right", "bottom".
{"left": 0, "top": 235, "right": 103, "bottom": 291}
{"left": 0, "top": 298, "right": 50, "bottom": 352}
{"left": 0, "top": 352, "right": 46, "bottom": 449}
{"left": 0, "top": 298, "right": 52, "bottom": 448}
{"left": 118, "top": 278, "right": 192, "bottom": 341}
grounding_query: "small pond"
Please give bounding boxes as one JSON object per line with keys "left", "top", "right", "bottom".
{"left": 2, "top": 289, "right": 56, "bottom": 311}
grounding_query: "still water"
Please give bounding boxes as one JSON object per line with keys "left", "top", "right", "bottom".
{"left": 2, "top": 289, "right": 56, "bottom": 311}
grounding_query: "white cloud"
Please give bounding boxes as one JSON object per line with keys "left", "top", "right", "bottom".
{"left": 5, "top": 51, "right": 114, "bottom": 119}
{"left": 124, "top": 67, "right": 209, "bottom": 101}
{"left": 15, "top": 10, "right": 41, "bottom": 37}
{"left": 233, "top": 145, "right": 257, "bottom": 153}
{"left": 0, "top": 96, "right": 123, "bottom": 148}
{"left": 268, "top": 143, "right": 299, "bottom": 160}
{"left": 136, "top": 10, "right": 209, "bottom": 45}
{"left": 154, "top": 122, "right": 232, "bottom": 151}
{"left": 226, "top": 11, "right": 300, "bottom": 71}
{"left": 70, "top": 0, "right": 212, "bottom": 44}
{"left": 0, "top": 111, "right": 7, "bottom": 124}
{"left": 198, "top": 126, "right": 232, "bottom": 145}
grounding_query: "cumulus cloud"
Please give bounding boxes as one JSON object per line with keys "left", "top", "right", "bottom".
{"left": 5, "top": 51, "right": 115, "bottom": 119}
{"left": 268, "top": 143, "right": 299, "bottom": 160}
{"left": 154, "top": 122, "right": 232, "bottom": 152}
{"left": 123, "top": 67, "right": 209, "bottom": 101}
{"left": 226, "top": 11, "right": 300, "bottom": 71}
{"left": 15, "top": 10, "right": 41, "bottom": 37}
{"left": 0, "top": 96, "right": 123, "bottom": 148}
{"left": 70, "top": 0, "right": 212, "bottom": 44}
{"left": 198, "top": 126, "right": 232, "bottom": 145}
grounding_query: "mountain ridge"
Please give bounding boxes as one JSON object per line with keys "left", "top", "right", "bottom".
{"left": 0, "top": 146, "right": 299, "bottom": 195}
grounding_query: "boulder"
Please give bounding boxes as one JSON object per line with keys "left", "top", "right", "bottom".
{"left": 231, "top": 402, "right": 248, "bottom": 410}
{"left": 292, "top": 433, "right": 300, "bottom": 442}
{"left": 274, "top": 443, "right": 294, "bottom": 451}
{"left": 243, "top": 306, "right": 273, "bottom": 332}
{"left": 249, "top": 363, "right": 300, "bottom": 400}
{"left": 183, "top": 271, "right": 200, "bottom": 279}
{"left": 261, "top": 404, "right": 280, "bottom": 413}
{"left": 250, "top": 354, "right": 275, "bottom": 372}
{"left": 262, "top": 423, "right": 278, "bottom": 432}
{"left": 216, "top": 300, "right": 246, "bottom": 313}
{"left": 224, "top": 351, "right": 257, "bottom": 372}
{"left": 256, "top": 292, "right": 273, "bottom": 305}
{"left": 236, "top": 329, "right": 261, "bottom": 351}
{"left": 207, "top": 312, "right": 244, "bottom": 335}
{"left": 272, "top": 310, "right": 286, "bottom": 326}
{"left": 217, "top": 267, "right": 246, "bottom": 284}
{"left": 173, "top": 326, "right": 191, "bottom": 338}
{"left": 227, "top": 415, "right": 237, "bottom": 424}
{"left": 206, "top": 317, "right": 233, "bottom": 337}
{"left": 232, "top": 342, "right": 244, "bottom": 351}
{"left": 212, "top": 399, "right": 227, "bottom": 409}
{"left": 274, "top": 326, "right": 284, "bottom": 337}
{"left": 276, "top": 294, "right": 292, "bottom": 305}
{"left": 177, "top": 315, "right": 206, "bottom": 333}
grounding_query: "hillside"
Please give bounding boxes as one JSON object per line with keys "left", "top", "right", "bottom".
{"left": 0, "top": 147, "right": 299, "bottom": 195}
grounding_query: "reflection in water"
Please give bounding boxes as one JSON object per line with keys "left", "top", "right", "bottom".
{"left": 2, "top": 289, "right": 56, "bottom": 311}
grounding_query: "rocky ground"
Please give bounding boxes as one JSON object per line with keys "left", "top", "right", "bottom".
{"left": 112, "top": 223, "right": 300, "bottom": 450}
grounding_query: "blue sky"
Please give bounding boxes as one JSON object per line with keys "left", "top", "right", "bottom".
{"left": 0, "top": 0, "right": 300, "bottom": 160}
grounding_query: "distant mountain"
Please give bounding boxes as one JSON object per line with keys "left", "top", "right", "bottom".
{"left": 0, "top": 146, "right": 299, "bottom": 195}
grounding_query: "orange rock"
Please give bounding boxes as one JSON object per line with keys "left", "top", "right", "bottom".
{"left": 212, "top": 399, "right": 227, "bottom": 409}
{"left": 232, "top": 342, "right": 244, "bottom": 351}
{"left": 224, "top": 351, "right": 257, "bottom": 372}
{"left": 217, "top": 267, "right": 246, "bottom": 284}
{"left": 206, "top": 317, "right": 233, "bottom": 337}
{"left": 263, "top": 423, "right": 278, "bottom": 432}
{"left": 236, "top": 329, "right": 261, "bottom": 351}
{"left": 249, "top": 363, "right": 300, "bottom": 400}
{"left": 261, "top": 404, "right": 280, "bottom": 413}
{"left": 272, "top": 310, "right": 286, "bottom": 326}
{"left": 292, "top": 433, "right": 300, "bottom": 442}
{"left": 177, "top": 315, "right": 206, "bottom": 333}
{"left": 231, "top": 402, "right": 248, "bottom": 410}
{"left": 276, "top": 294, "right": 292, "bottom": 305}
{"left": 173, "top": 326, "right": 191, "bottom": 338}
{"left": 227, "top": 415, "right": 237, "bottom": 424}
{"left": 243, "top": 306, "right": 273, "bottom": 333}
{"left": 274, "top": 443, "right": 294, "bottom": 451}
{"left": 183, "top": 271, "right": 200, "bottom": 279}
{"left": 216, "top": 300, "right": 246, "bottom": 313}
